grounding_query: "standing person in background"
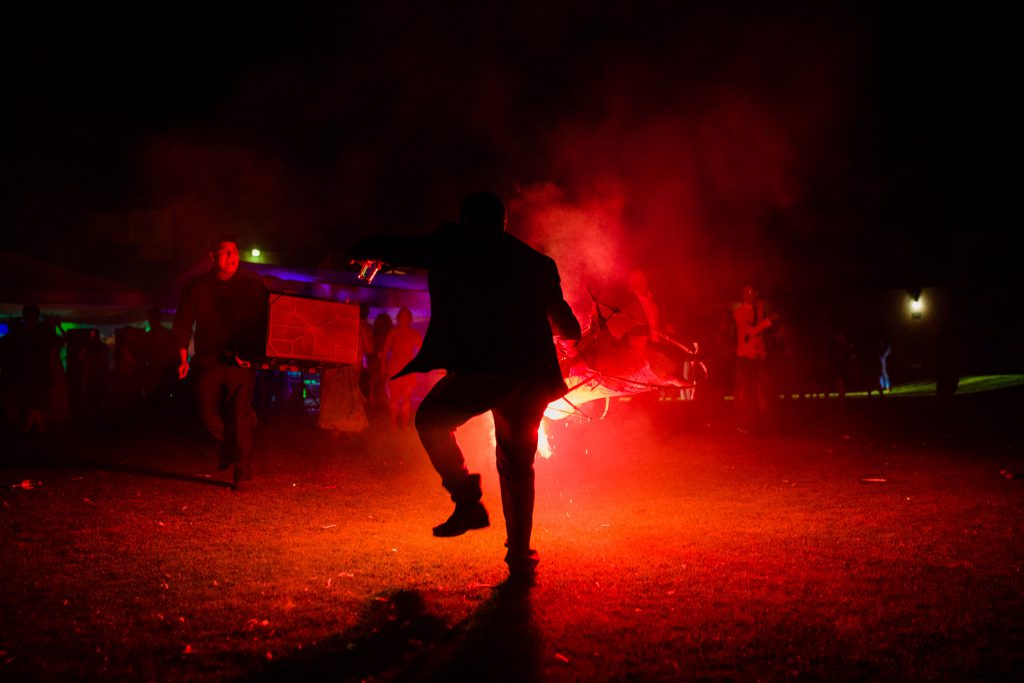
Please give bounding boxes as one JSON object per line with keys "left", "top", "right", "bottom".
{"left": 352, "top": 191, "right": 581, "bottom": 584}
{"left": 733, "top": 285, "right": 775, "bottom": 432}
{"left": 173, "top": 236, "right": 268, "bottom": 491}
{"left": 830, "top": 328, "right": 855, "bottom": 409}
{"left": 878, "top": 329, "right": 892, "bottom": 394}
{"left": 45, "top": 317, "right": 70, "bottom": 430}
{"left": 317, "top": 314, "right": 372, "bottom": 434}
{"left": 383, "top": 307, "right": 423, "bottom": 430}
{"left": 369, "top": 312, "right": 394, "bottom": 410}
{"left": 1, "top": 307, "right": 68, "bottom": 457}
{"left": 144, "top": 306, "right": 179, "bottom": 406}
{"left": 1, "top": 305, "right": 57, "bottom": 436}
{"left": 861, "top": 328, "right": 888, "bottom": 399}
{"left": 76, "top": 329, "right": 110, "bottom": 421}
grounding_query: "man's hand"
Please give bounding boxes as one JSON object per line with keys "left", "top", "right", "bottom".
{"left": 558, "top": 337, "right": 579, "bottom": 359}
{"left": 558, "top": 338, "right": 588, "bottom": 373}
{"left": 234, "top": 354, "right": 252, "bottom": 369}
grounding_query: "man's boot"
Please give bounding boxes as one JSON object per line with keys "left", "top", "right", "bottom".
{"left": 505, "top": 548, "right": 539, "bottom": 586}
{"left": 433, "top": 473, "right": 489, "bottom": 537}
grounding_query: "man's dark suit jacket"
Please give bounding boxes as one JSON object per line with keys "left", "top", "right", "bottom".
{"left": 353, "top": 223, "right": 581, "bottom": 400}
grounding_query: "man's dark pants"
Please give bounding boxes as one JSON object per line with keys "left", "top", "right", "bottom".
{"left": 735, "top": 356, "right": 766, "bottom": 427}
{"left": 193, "top": 359, "right": 257, "bottom": 481}
{"left": 415, "top": 372, "right": 549, "bottom": 570}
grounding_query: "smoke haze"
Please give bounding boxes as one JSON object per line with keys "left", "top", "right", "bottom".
{"left": 15, "top": 1, "right": 1009, "bottom": 307}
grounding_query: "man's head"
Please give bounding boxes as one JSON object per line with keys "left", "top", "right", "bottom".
{"left": 397, "top": 307, "right": 413, "bottom": 326}
{"left": 741, "top": 285, "right": 758, "bottom": 304}
{"left": 460, "top": 192, "right": 507, "bottom": 233}
{"left": 22, "top": 304, "right": 40, "bottom": 324}
{"left": 209, "top": 235, "right": 240, "bottom": 280}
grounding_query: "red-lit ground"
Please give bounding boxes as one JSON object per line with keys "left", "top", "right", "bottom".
{"left": 2, "top": 393, "right": 1023, "bottom": 681}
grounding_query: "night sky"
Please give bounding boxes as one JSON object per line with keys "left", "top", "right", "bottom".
{"left": 5, "top": 1, "right": 1015, "bottom": 307}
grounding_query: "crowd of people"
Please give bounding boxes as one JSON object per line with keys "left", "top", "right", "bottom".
{"left": 0, "top": 304, "right": 186, "bottom": 441}
{"left": 1, "top": 278, "right": 922, "bottom": 453}
{"left": 316, "top": 305, "right": 425, "bottom": 434}
{"left": 0, "top": 301, "right": 429, "bottom": 442}
{"left": 0, "top": 277, "right": 913, "bottom": 449}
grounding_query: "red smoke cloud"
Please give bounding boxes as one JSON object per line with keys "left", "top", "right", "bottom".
{"left": 509, "top": 182, "right": 628, "bottom": 317}
{"left": 135, "top": 4, "right": 863, "bottom": 343}
{"left": 505, "top": 13, "right": 862, "bottom": 333}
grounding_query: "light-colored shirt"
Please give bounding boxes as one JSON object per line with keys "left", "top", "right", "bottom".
{"left": 734, "top": 301, "right": 772, "bottom": 360}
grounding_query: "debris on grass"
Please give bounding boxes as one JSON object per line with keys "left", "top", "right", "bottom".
{"left": 860, "top": 477, "right": 887, "bottom": 483}
{"left": 245, "top": 618, "right": 270, "bottom": 631}
{"left": 14, "top": 479, "right": 40, "bottom": 490}
{"left": 321, "top": 524, "right": 337, "bottom": 529}
{"left": 555, "top": 652, "right": 570, "bottom": 663}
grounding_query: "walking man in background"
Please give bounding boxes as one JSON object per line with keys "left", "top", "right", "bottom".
{"left": 352, "top": 192, "right": 581, "bottom": 583}
{"left": 174, "top": 236, "right": 268, "bottom": 491}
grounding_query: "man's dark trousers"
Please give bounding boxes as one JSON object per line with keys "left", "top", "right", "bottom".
{"left": 415, "top": 372, "right": 549, "bottom": 570}
{"left": 193, "top": 359, "right": 257, "bottom": 481}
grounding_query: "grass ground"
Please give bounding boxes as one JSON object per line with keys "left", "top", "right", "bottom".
{"left": 2, "top": 386, "right": 1023, "bottom": 681}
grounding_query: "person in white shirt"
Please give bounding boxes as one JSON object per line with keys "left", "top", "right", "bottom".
{"left": 733, "top": 285, "right": 775, "bottom": 430}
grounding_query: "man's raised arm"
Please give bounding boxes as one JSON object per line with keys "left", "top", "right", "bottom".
{"left": 351, "top": 232, "right": 443, "bottom": 271}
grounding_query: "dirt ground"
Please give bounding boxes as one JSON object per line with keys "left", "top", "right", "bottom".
{"left": 2, "top": 391, "right": 1023, "bottom": 681}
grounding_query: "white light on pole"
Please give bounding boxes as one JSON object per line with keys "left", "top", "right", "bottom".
{"left": 910, "top": 294, "right": 923, "bottom": 319}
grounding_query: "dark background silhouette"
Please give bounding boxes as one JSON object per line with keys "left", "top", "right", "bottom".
{"left": 4, "top": 2, "right": 1014, "bottom": 297}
